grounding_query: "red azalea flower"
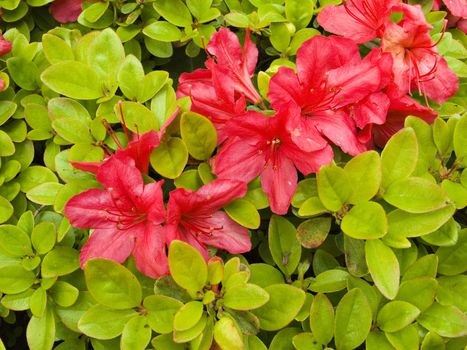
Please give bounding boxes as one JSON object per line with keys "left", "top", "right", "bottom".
{"left": 177, "top": 67, "right": 247, "bottom": 144}
{"left": 65, "top": 156, "right": 169, "bottom": 278}
{"left": 443, "top": 0, "right": 467, "bottom": 17}
{"left": 166, "top": 179, "right": 251, "bottom": 259}
{"left": 0, "top": 34, "right": 12, "bottom": 56}
{"left": 50, "top": 0, "right": 85, "bottom": 23}
{"left": 72, "top": 103, "right": 178, "bottom": 174}
{"left": 268, "top": 36, "right": 388, "bottom": 155}
{"left": 213, "top": 105, "right": 333, "bottom": 215}
{"left": 206, "top": 28, "right": 262, "bottom": 104}
{"left": 382, "top": 4, "right": 459, "bottom": 103}
{"left": 317, "top": 0, "right": 399, "bottom": 43}
{"left": 371, "top": 94, "right": 437, "bottom": 147}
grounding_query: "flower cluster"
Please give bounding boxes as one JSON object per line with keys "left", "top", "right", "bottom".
{"left": 64, "top": 0, "right": 459, "bottom": 279}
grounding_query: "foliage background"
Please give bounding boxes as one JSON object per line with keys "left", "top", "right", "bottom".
{"left": 0, "top": 0, "right": 466, "bottom": 349}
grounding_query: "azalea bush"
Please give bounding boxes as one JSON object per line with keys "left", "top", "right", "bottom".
{"left": 0, "top": 0, "right": 466, "bottom": 349}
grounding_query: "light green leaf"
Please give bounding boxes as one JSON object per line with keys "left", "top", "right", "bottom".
{"left": 377, "top": 300, "right": 420, "bottom": 332}
{"left": 268, "top": 215, "right": 301, "bottom": 277}
{"left": 365, "top": 240, "right": 400, "bottom": 299}
{"left": 344, "top": 151, "right": 382, "bottom": 204}
{"left": 309, "top": 293, "right": 334, "bottom": 345}
{"left": 121, "top": 316, "right": 152, "bottom": 350}
{"left": 78, "top": 305, "right": 137, "bottom": 340}
{"left": 223, "top": 284, "right": 269, "bottom": 310}
{"left": 381, "top": 128, "right": 418, "bottom": 188}
{"left": 252, "top": 284, "right": 305, "bottom": 331}
{"left": 418, "top": 302, "right": 467, "bottom": 338}
{"left": 26, "top": 306, "right": 55, "bottom": 350}
{"left": 153, "top": 0, "right": 192, "bottom": 27}
{"left": 317, "top": 164, "right": 351, "bottom": 212}
{"left": 225, "top": 199, "right": 260, "bottom": 229}
{"left": 180, "top": 112, "right": 217, "bottom": 160}
{"left": 41, "top": 61, "right": 103, "bottom": 100}
{"left": 144, "top": 295, "right": 183, "bottom": 334}
{"left": 334, "top": 288, "right": 372, "bottom": 350}
{"left": 168, "top": 240, "right": 207, "bottom": 294}
{"left": 296, "top": 217, "right": 331, "bottom": 249}
{"left": 151, "top": 137, "right": 188, "bottom": 179}
{"left": 384, "top": 177, "right": 450, "bottom": 213}
{"left": 85, "top": 259, "right": 142, "bottom": 310}
{"left": 341, "top": 201, "right": 387, "bottom": 239}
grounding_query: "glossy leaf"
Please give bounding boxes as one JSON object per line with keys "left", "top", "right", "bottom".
{"left": 334, "top": 288, "right": 372, "bottom": 350}
{"left": 365, "top": 240, "right": 400, "bottom": 299}
{"left": 341, "top": 201, "right": 387, "bottom": 239}
{"left": 85, "top": 259, "right": 142, "bottom": 310}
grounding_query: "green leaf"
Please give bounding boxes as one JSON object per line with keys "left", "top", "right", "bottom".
{"left": 365, "top": 240, "right": 400, "bottom": 299}
{"left": 151, "top": 137, "right": 188, "bottom": 179}
{"left": 442, "top": 180, "right": 467, "bottom": 209}
{"left": 88, "top": 28, "right": 125, "bottom": 91}
{"left": 388, "top": 204, "right": 456, "bottom": 238}
{"left": 143, "top": 21, "right": 182, "bottom": 42}
{"left": 153, "top": 0, "right": 193, "bottom": 27}
{"left": 296, "top": 217, "right": 331, "bottom": 249}
{"left": 453, "top": 114, "right": 467, "bottom": 164}
{"left": 366, "top": 331, "right": 394, "bottom": 350}
{"left": 26, "top": 306, "right": 55, "bottom": 350}
{"left": 334, "top": 288, "right": 372, "bottom": 350}
{"left": 341, "top": 201, "right": 387, "bottom": 239}
{"left": 117, "top": 55, "right": 144, "bottom": 100}
{"left": 120, "top": 101, "right": 159, "bottom": 133}
{"left": 421, "top": 332, "right": 445, "bottom": 350}
{"left": 41, "top": 61, "right": 103, "bottom": 100}
{"left": 1, "top": 288, "right": 34, "bottom": 311}
{"left": 0, "top": 225, "right": 32, "bottom": 257}
{"left": 85, "top": 259, "right": 142, "bottom": 310}
{"left": 403, "top": 254, "right": 438, "bottom": 281}
{"left": 173, "top": 313, "right": 207, "bottom": 343}
{"left": 0, "top": 265, "right": 35, "bottom": 294}
{"left": 0, "top": 196, "right": 14, "bottom": 224}
{"left": 437, "top": 228, "right": 467, "bottom": 275}
{"left": 268, "top": 215, "right": 301, "bottom": 277}
{"left": 0, "top": 101, "right": 17, "bottom": 127}
{"left": 223, "top": 284, "right": 269, "bottom": 310}
{"left": 269, "top": 327, "right": 302, "bottom": 350}
{"left": 78, "top": 304, "right": 137, "bottom": 340}
{"left": 344, "top": 235, "right": 368, "bottom": 277}
{"left": 437, "top": 275, "right": 467, "bottom": 312}
{"left": 17, "top": 166, "right": 58, "bottom": 193}
{"left": 252, "top": 284, "right": 305, "bottom": 331}
{"left": 151, "top": 334, "right": 185, "bottom": 350}
{"left": 396, "top": 277, "right": 437, "bottom": 312}
{"left": 7, "top": 57, "right": 39, "bottom": 90}
{"left": 285, "top": 0, "right": 314, "bottom": 29}
{"left": 121, "top": 316, "right": 152, "bottom": 350}
{"left": 224, "top": 199, "right": 260, "bottom": 229}
{"left": 248, "top": 263, "right": 284, "bottom": 288}
{"left": 138, "top": 71, "right": 169, "bottom": 103}
{"left": 270, "top": 23, "right": 291, "bottom": 52}
{"left": 422, "top": 216, "right": 459, "bottom": 246}
{"left": 30, "top": 287, "right": 47, "bottom": 318}
{"left": 385, "top": 324, "right": 420, "bottom": 350}
{"left": 42, "top": 34, "right": 74, "bottom": 64}
{"left": 292, "top": 333, "right": 323, "bottom": 350}
{"left": 308, "top": 269, "right": 349, "bottom": 293}
{"left": 48, "top": 281, "right": 79, "bottom": 307}
{"left": 168, "top": 240, "right": 207, "bottom": 294}
{"left": 344, "top": 151, "right": 382, "bottom": 204}
{"left": 213, "top": 317, "right": 243, "bottom": 350}
{"left": 41, "top": 247, "right": 79, "bottom": 278}
{"left": 377, "top": 300, "right": 420, "bottom": 332}
{"left": 180, "top": 112, "right": 217, "bottom": 160}
{"left": 144, "top": 295, "right": 183, "bottom": 334}
{"left": 31, "top": 222, "right": 56, "bottom": 255}
{"left": 0, "top": 130, "right": 15, "bottom": 156}
{"left": 174, "top": 301, "right": 204, "bottom": 331}
{"left": 79, "top": 2, "right": 109, "bottom": 23}
{"left": 317, "top": 164, "right": 352, "bottom": 211}
{"left": 383, "top": 177, "right": 449, "bottom": 213}
{"left": 404, "top": 116, "right": 437, "bottom": 175}
{"left": 292, "top": 178, "right": 318, "bottom": 208}
{"left": 418, "top": 302, "right": 467, "bottom": 338}
{"left": 381, "top": 128, "right": 418, "bottom": 188}
{"left": 298, "top": 197, "right": 328, "bottom": 217}
{"left": 309, "top": 293, "right": 334, "bottom": 345}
